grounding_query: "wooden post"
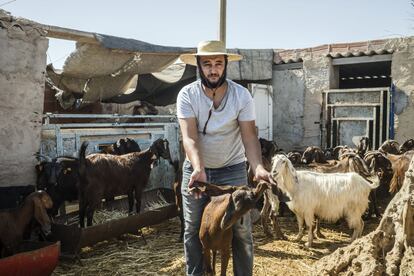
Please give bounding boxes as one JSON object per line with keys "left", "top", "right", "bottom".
{"left": 218, "top": 0, "right": 226, "bottom": 47}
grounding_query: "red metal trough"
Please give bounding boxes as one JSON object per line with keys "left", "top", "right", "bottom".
{"left": 0, "top": 241, "right": 60, "bottom": 276}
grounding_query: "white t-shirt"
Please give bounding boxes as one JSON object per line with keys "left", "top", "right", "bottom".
{"left": 177, "top": 79, "right": 256, "bottom": 168}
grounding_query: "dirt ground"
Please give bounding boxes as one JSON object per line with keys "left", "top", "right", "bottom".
{"left": 52, "top": 210, "right": 382, "bottom": 276}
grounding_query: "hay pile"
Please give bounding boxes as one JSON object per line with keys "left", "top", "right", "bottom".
{"left": 53, "top": 213, "right": 380, "bottom": 276}
{"left": 92, "top": 209, "right": 129, "bottom": 225}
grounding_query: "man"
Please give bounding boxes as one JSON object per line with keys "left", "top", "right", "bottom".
{"left": 177, "top": 40, "right": 273, "bottom": 276}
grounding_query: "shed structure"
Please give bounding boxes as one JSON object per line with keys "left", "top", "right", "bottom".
{"left": 272, "top": 37, "right": 414, "bottom": 151}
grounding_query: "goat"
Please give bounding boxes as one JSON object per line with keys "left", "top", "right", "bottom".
{"left": 100, "top": 138, "right": 141, "bottom": 155}
{"left": 270, "top": 154, "right": 379, "bottom": 248}
{"left": 332, "top": 145, "right": 356, "bottom": 160}
{"left": 248, "top": 158, "right": 286, "bottom": 240}
{"left": 301, "top": 146, "right": 327, "bottom": 164}
{"left": 287, "top": 151, "right": 302, "bottom": 166}
{"left": 356, "top": 136, "right": 370, "bottom": 158}
{"left": 311, "top": 152, "right": 380, "bottom": 219}
{"left": 379, "top": 140, "right": 400, "bottom": 155}
{"left": 364, "top": 151, "right": 394, "bottom": 198}
{"left": 259, "top": 138, "right": 280, "bottom": 158}
{"left": 194, "top": 181, "right": 268, "bottom": 276}
{"left": 36, "top": 138, "right": 142, "bottom": 216}
{"left": 323, "top": 148, "right": 335, "bottom": 161}
{"left": 35, "top": 155, "right": 79, "bottom": 216}
{"left": 387, "top": 150, "right": 414, "bottom": 193}
{"left": 0, "top": 191, "right": 53, "bottom": 257}
{"left": 399, "top": 138, "right": 414, "bottom": 153}
{"left": 78, "top": 138, "right": 173, "bottom": 227}
{"left": 247, "top": 138, "right": 286, "bottom": 239}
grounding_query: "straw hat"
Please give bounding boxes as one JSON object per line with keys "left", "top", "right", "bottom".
{"left": 180, "top": 40, "right": 242, "bottom": 66}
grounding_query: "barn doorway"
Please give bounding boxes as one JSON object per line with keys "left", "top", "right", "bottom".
{"left": 323, "top": 55, "right": 392, "bottom": 149}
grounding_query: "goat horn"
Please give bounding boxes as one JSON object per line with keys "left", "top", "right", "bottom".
{"left": 363, "top": 151, "right": 376, "bottom": 158}
{"left": 340, "top": 152, "right": 357, "bottom": 158}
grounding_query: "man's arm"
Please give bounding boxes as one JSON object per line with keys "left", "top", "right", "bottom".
{"left": 239, "top": 120, "right": 273, "bottom": 183}
{"left": 178, "top": 118, "right": 207, "bottom": 190}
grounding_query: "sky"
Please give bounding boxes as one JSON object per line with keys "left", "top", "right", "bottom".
{"left": 3, "top": 0, "right": 414, "bottom": 68}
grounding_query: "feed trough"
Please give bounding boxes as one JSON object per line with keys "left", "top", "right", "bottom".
{"left": 50, "top": 188, "right": 178, "bottom": 255}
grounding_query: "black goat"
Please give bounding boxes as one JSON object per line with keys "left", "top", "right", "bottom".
{"left": 78, "top": 138, "right": 173, "bottom": 227}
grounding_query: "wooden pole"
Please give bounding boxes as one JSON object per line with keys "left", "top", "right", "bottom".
{"left": 218, "top": 0, "right": 226, "bottom": 47}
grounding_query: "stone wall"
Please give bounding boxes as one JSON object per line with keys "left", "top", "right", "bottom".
{"left": 390, "top": 37, "right": 414, "bottom": 142}
{"left": 272, "top": 57, "right": 332, "bottom": 151}
{"left": 272, "top": 69, "right": 305, "bottom": 151}
{"left": 301, "top": 56, "right": 332, "bottom": 148}
{"left": 0, "top": 10, "right": 48, "bottom": 187}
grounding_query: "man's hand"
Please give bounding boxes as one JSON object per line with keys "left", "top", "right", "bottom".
{"left": 188, "top": 168, "right": 207, "bottom": 199}
{"left": 254, "top": 164, "right": 276, "bottom": 185}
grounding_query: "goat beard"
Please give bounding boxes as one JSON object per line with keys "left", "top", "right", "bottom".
{"left": 279, "top": 164, "right": 297, "bottom": 193}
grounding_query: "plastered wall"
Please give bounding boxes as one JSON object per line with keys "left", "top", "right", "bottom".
{"left": 0, "top": 12, "right": 48, "bottom": 187}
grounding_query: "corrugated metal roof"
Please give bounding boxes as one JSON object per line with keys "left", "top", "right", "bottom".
{"left": 273, "top": 39, "right": 395, "bottom": 64}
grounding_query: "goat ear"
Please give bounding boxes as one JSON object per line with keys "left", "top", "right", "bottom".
{"left": 194, "top": 182, "right": 237, "bottom": 197}
{"left": 254, "top": 182, "right": 269, "bottom": 197}
{"left": 33, "top": 196, "right": 51, "bottom": 227}
{"left": 220, "top": 195, "right": 235, "bottom": 230}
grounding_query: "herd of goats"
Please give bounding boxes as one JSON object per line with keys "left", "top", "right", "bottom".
{"left": 0, "top": 135, "right": 413, "bottom": 271}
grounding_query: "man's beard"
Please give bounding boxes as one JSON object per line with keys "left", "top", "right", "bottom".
{"left": 196, "top": 56, "right": 228, "bottom": 89}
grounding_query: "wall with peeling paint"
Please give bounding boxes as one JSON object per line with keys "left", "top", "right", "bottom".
{"left": 391, "top": 37, "right": 414, "bottom": 142}
{"left": 0, "top": 11, "right": 48, "bottom": 187}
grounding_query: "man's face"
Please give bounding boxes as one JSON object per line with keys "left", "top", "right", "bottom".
{"left": 199, "top": 55, "right": 226, "bottom": 86}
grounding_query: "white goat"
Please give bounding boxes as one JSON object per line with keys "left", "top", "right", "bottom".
{"left": 270, "top": 154, "right": 379, "bottom": 247}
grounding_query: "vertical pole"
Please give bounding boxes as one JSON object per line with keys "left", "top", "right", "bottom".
{"left": 219, "top": 0, "right": 226, "bottom": 47}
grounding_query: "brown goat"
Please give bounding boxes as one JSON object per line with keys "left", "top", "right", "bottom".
{"left": 195, "top": 181, "right": 268, "bottom": 276}
{"left": 248, "top": 158, "right": 286, "bottom": 239}
{"left": 301, "top": 146, "right": 328, "bottom": 164}
{"left": 387, "top": 150, "right": 414, "bottom": 193}
{"left": 332, "top": 145, "right": 356, "bottom": 160}
{"left": 0, "top": 191, "right": 53, "bottom": 257}
{"left": 259, "top": 138, "right": 280, "bottom": 159}
{"left": 287, "top": 151, "right": 302, "bottom": 166}
{"left": 78, "top": 138, "right": 173, "bottom": 227}
{"left": 379, "top": 140, "right": 400, "bottom": 155}
{"left": 247, "top": 138, "right": 286, "bottom": 239}
{"left": 399, "top": 138, "right": 414, "bottom": 153}
{"left": 311, "top": 153, "right": 371, "bottom": 177}
{"left": 100, "top": 138, "right": 141, "bottom": 155}
{"left": 364, "top": 151, "right": 394, "bottom": 198}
